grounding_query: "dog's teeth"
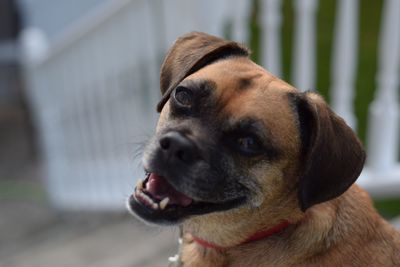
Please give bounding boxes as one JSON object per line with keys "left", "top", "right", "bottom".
{"left": 159, "top": 197, "right": 170, "bottom": 210}
{"left": 136, "top": 179, "right": 143, "bottom": 190}
{"left": 142, "top": 192, "right": 151, "bottom": 202}
{"left": 136, "top": 190, "right": 160, "bottom": 210}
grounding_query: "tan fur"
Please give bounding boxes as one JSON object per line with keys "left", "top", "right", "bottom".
{"left": 151, "top": 33, "right": 400, "bottom": 267}
{"left": 181, "top": 185, "right": 400, "bottom": 267}
{"left": 157, "top": 57, "right": 400, "bottom": 266}
{"left": 177, "top": 59, "right": 306, "bottom": 246}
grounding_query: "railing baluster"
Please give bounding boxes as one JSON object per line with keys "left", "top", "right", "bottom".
{"left": 292, "top": 0, "right": 318, "bottom": 91}
{"left": 162, "top": 0, "right": 197, "bottom": 46}
{"left": 63, "top": 49, "right": 86, "bottom": 209}
{"left": 261, "top": 0, "right": 283, "bottom": 77}
{"left": 229, "top": 0, "right": 251, "bottom": 44}
{"left": 330, "top": 0, "right": 359, "bottom": 129}
{"left": 366, "top": 0, "right": 400, "bottom": 171}
{"left": 196, "top": 0, "right": 227, "bottom": 36}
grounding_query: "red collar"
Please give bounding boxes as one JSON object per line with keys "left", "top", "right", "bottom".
{"left": 191, "top": 220, "right": 290, "bottom": 251}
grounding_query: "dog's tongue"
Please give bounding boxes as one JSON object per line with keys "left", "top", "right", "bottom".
{"left": 146, "top": 173, "right": 193, "bottom": 206}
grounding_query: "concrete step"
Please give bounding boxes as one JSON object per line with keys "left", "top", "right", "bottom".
{"left": 0, "top": 201, "right": 179, "bottom": 267}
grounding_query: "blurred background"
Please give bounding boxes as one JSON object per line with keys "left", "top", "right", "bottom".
{"left": 0, "top": 0, "right": 399, "bottom": 266}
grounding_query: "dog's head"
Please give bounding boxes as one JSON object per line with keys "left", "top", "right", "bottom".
{"left": 128, "top": 32, "right": 365, "bottom": 232}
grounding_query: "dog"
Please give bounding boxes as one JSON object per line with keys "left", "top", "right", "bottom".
{"left": 127, "top": 32, "right": 400, "bottom": 266}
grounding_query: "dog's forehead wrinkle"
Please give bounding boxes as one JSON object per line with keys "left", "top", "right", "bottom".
{"left": 234, "top": 71, "right": 264, "bottom": 91}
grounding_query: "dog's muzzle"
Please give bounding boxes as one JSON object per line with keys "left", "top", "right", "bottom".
{"left": 127, "top": 131, "right": 246, "bottom": 224}
{"left": 158, "top": 131, "right": 200, "bottom": 166}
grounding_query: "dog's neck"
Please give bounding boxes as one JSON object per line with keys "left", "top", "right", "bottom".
{"left": 190, "top": 220, "right": 291, "bottom": 251}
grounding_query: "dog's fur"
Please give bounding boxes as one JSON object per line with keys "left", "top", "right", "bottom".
{"left": 129, "top": 32, "right": 400, "bottom": 266}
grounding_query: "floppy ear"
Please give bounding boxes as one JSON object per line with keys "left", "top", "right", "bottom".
{"left": 290, "top": 92, "right": 366, "bottom": 211}
{"left": 157, "top": 31, "right": 249, "bottom": 112}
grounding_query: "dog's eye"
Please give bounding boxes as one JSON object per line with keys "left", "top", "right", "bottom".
{"left": 174, "top": 86, "right": 193, "bottom": 107}
{"left": 233, "top": 135, "right": 263, "bottom": 155}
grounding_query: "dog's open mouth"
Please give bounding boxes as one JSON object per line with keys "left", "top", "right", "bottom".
{"left": 128, "top": 172, "right": 246, "bottom": 224}
{"left": 135, "top": 173, "right": 193, "bottom": 210}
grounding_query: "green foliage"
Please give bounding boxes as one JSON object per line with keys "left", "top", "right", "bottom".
{"left": 355, "top": 0, "right": 383, "bottom": 143}
{"left": 374, "top": 199, "right": 400, "bottom": 219}
{"left": 249, "top": 0, "right": 262, "bottom": 63}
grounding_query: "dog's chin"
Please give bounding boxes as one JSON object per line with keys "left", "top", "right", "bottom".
{"left": 127, "top": 172, "right": 246, "bottom": 225}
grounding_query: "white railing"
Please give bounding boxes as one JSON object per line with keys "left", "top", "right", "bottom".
{"left": 21, "top": 0, "right": 250, "bottom": 210}
{"left": 22, "top": 0, "right": 399, "bottom": 210}
{"left": 361, "top": 0, "right": 400, "bottom": 197}
{"left": 330, "top": 0, "right": 358, "bottom": 129}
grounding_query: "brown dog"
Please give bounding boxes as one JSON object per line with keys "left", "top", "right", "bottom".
{"left": 127, "top": 32, "right": 400, "bottom": 266}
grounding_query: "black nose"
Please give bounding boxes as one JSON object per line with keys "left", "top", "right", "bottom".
{"left": 159, "top": 132, "right": 198, "bottom": 164}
